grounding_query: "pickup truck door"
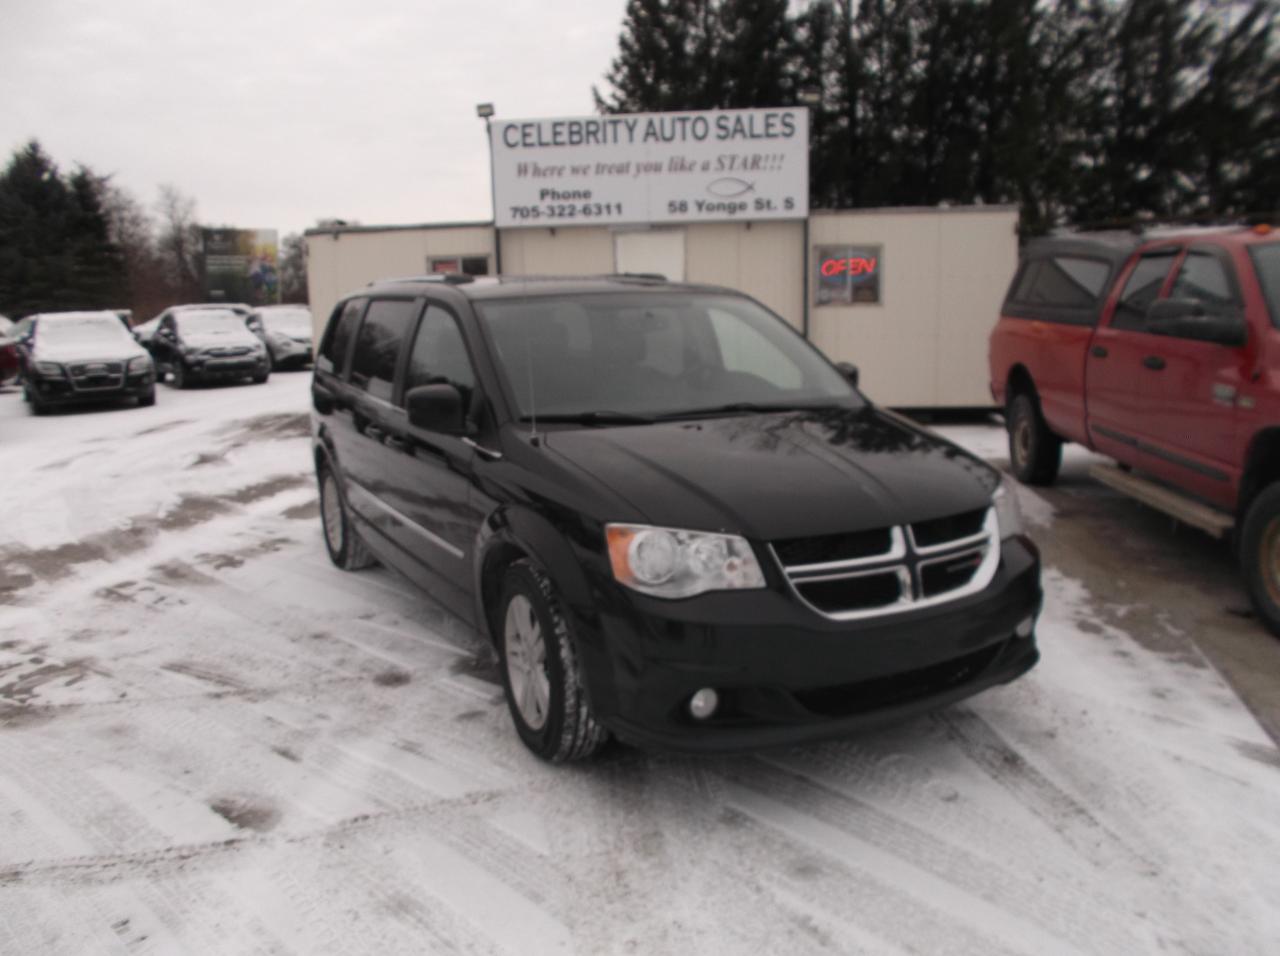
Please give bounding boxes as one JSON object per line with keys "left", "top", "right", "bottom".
{"left": 1125, "top": 245, "right": 1251, "bottom": 508}
{"left": 1085, "top": 246, "right": 1181, "bottom": 463}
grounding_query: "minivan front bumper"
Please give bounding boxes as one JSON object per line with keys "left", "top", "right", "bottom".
{"left": 578, "top": 535, "right": 1041, "bottom": 753}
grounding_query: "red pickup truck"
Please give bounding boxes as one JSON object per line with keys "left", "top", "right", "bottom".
{"left": 989, "top": 226, "right": 1280, "bottom": 634}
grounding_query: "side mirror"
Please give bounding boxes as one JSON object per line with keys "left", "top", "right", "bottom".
{"left": 247, "top": 318, "right": 265, "bottom": 336}
{"left": 1147, "top": 298, "right": 1247, "bottom": 346}
{"left": 835, "top": 361, "right": 860, "bottom": 389}
{"left": 406, "top": 383, "right": 465, "bottom": 434}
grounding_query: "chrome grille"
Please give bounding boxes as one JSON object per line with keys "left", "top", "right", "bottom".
{"left": 68, "top": 361, "right": 125, "bottom": 391}
{"left": 771, "top": 508, "right": 1000, "bottom": 621}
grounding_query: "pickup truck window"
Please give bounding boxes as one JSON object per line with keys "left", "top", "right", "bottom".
{"left": 1249, "top": 244, "right": 1280, "bottom": 328}
{"left": 1170, "top": 252, "right": 1234, "bottom": 312}
{"left": 1112, "top": 250, "right": 1178, "bottom": 331}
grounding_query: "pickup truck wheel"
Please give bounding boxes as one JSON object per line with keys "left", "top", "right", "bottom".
{"left": 1240, "top": 484, "right": 1280, "bottom": 637}
{"left": 498, "top": 560, "right": 608, "bottom": 763}
{"left": 1008, "top": 393, "right": 1062, "bottom": 485}
{"left": 318, "top": 464, "right": 375, "bottom": 571}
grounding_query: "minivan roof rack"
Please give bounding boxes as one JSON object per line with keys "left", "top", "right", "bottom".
{"left": 606, "top": 272, "right": 668, "bottom": 282}
{"left": 370, "top": 274, "right": 476, "bottom": 286}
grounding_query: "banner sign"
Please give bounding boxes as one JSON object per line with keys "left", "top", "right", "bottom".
{"left": 202, "top": 228, "right": 280, "bottom": 305}
{"left": 491, "top": 108, "right": 808, "bottom": 229}
{"left": 816, "top": 245, "right": 882, "bottom": 305}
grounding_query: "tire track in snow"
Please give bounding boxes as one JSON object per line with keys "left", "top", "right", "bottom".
{"left": 729, "top": 755, "right": 1155, "bottom": 954}
{"left": 936, "top": 706, "right": 1160, "bottom": 874}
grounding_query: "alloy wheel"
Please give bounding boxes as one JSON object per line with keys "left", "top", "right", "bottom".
{"left": 504, "top": 594, "right": 550, "bottom": 731}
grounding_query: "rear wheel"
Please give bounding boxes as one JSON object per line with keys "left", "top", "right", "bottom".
{"left": 1007, "top": 392, "right": 1061, "bottom": 485}
{"left": 318, "top": 463, "right": 374, "bottom": 570}
{"left": 498, "top": 560, "right": 607, "bottom": 762}
{"left": 1240, "top": 483, "right": 1280, "bottom": 638}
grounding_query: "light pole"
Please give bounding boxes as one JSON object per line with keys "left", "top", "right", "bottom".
{"left": 796, "top": 89, "right": 821, "bottom": 338}
{"left": 476, "top": 102, "right": 502, "bottom": 275}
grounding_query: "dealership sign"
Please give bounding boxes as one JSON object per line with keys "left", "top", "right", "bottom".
{"left": 201, "top": 228, "right": 280, "bottom": 306}
{"left": 490, "top": 108, "right": 808, "bottom": 229}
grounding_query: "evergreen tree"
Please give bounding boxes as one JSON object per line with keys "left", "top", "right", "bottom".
{"left": 0, "top": 140, "right": 126, "bottom": 316}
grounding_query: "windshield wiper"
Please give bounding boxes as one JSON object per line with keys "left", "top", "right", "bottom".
{"left": 656, "top": 402, "right": 822, "bottom": 420}
{"left": 522, "top": 411, "right": 656, "bottom": 425}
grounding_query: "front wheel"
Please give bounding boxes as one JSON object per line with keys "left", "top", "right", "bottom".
{"left": 498, "top": 561, "right": 608, "bottom": 762}
{"left": 318, "top": 463, "right": 375, "bottom": 571}
{"left": 137, "top": 388, "right": 156, "bottom": 407}
{"left": 251, "top": 368, "right": 270, "bottom": 385}
{"left": 1239, "top": 483, "right": 1280, "bottom": 638}
{"left": 1007, "top": 392, "right": 1062, "bottom": 485}
{"left": 171, "top": 361, "right": 189, "bottom": 389}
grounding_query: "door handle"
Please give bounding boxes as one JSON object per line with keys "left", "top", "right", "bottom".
{"left": 1091, "top": 345, "right": 1108, "bottom": 358}
{"left": 1142, "top": 355, "right": 1166, "bottom": 371}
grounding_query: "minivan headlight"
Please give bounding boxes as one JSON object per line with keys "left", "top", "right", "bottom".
{"left": 993, "top": 476, "right": 1025, "bottom": 540}
{"left": 606, "top": 524, "right": 765, "bottom": 598}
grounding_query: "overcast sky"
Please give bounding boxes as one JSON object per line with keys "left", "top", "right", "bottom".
{"left": 0, "top": 0, "right": 629, "bottom": 238}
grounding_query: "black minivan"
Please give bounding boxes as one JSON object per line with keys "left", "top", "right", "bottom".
{"left": 312, "top": 275, "right": 1041, "bottom": 762}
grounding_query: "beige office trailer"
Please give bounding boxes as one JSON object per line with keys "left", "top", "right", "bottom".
{"left": 305, "top": 205, "right": 1017, "bottom": 408}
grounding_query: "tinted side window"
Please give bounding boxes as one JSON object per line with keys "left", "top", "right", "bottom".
{"left": 1112, "top": 250, "right": 1178, "bottom": 331}
{"left": 1170, "top": 252, "right": 1234, "bottom": 312}
{"left": 1014, "top": 257, "right": 1110, "bottom": 308}
{"left": 404, "top": 307, "right": 476, "bottom": 410}
{"left": 350, "top": 298, "right": 418, "bottom": 401}
{"left": 318, "top": 298, "right": 365, "bottom": 375}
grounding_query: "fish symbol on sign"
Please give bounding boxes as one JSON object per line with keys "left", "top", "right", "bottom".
{"left": 706, "top": 177, "right": 755, "bottom": 198}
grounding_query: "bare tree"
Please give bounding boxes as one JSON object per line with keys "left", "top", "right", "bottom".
{"left": 154, "top": 184, "right": 202, "bottom": 302}
{"left": 279, "top": 232, "right": 308, "bottom": 303}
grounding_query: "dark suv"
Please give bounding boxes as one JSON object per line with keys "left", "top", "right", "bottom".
{"left": 312, "top": 275, "right": 1042, "bottom": 761}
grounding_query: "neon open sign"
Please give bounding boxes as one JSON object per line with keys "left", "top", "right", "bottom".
{"left": 819, "top": 256, "right": 878, "bottom": 277}
{"left": 816, "top": 244, "right": 882, "bottom": 305}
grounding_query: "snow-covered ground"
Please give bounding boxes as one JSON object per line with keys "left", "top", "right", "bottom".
{"left": 1, "top": 377, "right": 1277, "bottom": 954}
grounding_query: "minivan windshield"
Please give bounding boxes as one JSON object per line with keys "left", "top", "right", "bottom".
{"left": 477, "top": 293, "right": 860, "bottom": 420}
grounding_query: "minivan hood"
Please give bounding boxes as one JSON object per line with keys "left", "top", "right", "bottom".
{"left": 540, "top": 407, "right": 999, "bottom": 541}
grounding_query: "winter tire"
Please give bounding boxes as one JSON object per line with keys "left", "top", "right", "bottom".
{"left": 498, "top": 560, "right": 608, "bottom": 762}
{"left": 318, "top": 463, "right": 375, "bottom": 571}
{"left": 1007, "top": 392, "right": 1061, "bottom": 485}
{"left": 1240, "top": 482, "right": 1280, "bottom": 638}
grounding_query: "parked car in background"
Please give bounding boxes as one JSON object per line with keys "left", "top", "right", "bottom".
{"left": 10, "top": 311, "right": 155, "bottom": 414}
{"left": 0, "top": 314, "right": 18, "bottom": 385}
{"left": 313, "top": 274, "right": 1041, "bottom": 762}
{"left": 246, "top": 305, "right": 314, "bottom": 369}
{"left": 989, "top": 224, "right": 1280, "bottom": 634}
{"left": 134, "top": 303, "right": 251, "bottom": 349}
{"left": 148, "top": 308, "right": 270, "bottom": 388}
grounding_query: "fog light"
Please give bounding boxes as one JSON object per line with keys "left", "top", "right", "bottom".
{"left": 689, "top": 687, "right": 719, "bottom": 720}
{"left": 1015, "top": 616, "right": 1034, "bottom": 638}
